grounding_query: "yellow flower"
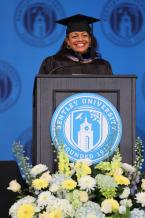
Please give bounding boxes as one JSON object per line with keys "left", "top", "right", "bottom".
{"left": 58, "top": 147, "right": 71, "bottom": 176}
{"left": 17, "top": 203, "right": 35, "bottom": 218}
{"left": 7, "top": 179, "right": 21, "bottom": 192}
{"left": 109, "top": 199, "right": 119, "bottom": 212}
{"left": 114, "top": 175, "right": 130, "bottom": 185}
{"left": 79, "top": 191, "right": 88, "bottom": 202}
{"left": 48, "top": 209, "right": 62, "bottom": 218}
{"left": 75, "top": 162, "right": 91, "bottom": 179}
{"left": 141, "top": 179, "right": 145, "bottom": 190}
{"left": 113, "top": 168, "right": 123, "bottom": 176}
{"left": 62, "top": 179, "right": 77, "bottom": 190}
{"left": 109, "top": 152, "right": 122, "bottom": 175}
{"left": 32, "top": 178, "right": 49, "bottom": 190}
{"left": 111, "top": 162, "right": 121, "bottom": 172}
{"left": 95, "top": 161, "right": 111, "bottom": 171}
{"left": 75, "top": 162, "right": 91, "bottom": 173}
{"left": 82, "top": 164, "right": 91, "bottom": 174}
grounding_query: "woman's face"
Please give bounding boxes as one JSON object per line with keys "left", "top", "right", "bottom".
{"left": 66, "top": 31, "right": 91, "bottom": 54}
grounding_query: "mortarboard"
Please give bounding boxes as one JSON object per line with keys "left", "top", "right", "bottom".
{"left": 56, "top": 14, "right": 100, "bottom": 35}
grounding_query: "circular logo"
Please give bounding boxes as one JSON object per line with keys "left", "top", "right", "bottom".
{"left": 0, "top": 60, "right": 21, "bottom": 112}
{"left": 101, "top": 0, "right": 145, "bottom": 47}
{"left": 14, "top": 0, "right": 65, "bottom": 47}
{"left": 51, "top": 93, "right": 122, "bottom": 164}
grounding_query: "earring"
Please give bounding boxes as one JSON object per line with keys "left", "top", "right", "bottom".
{"left": 66, "top": 44, "right": 71, "bottom": 49}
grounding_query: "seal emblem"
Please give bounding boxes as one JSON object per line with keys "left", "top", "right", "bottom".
{"left": 0, "top": 60, "right": 21, "bottom": 112}
{"left": 101, "top": 0, "right": 145, "bottom": 47}
{"left": 51, "top": 93, "right": 122, "bottom": 164}
{"left": 14, "top": 0, "right": 65, "bottom": 47}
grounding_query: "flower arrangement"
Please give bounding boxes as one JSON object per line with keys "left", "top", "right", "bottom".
{"left": 7, "top": 137, "right": 145, "bottom": 218}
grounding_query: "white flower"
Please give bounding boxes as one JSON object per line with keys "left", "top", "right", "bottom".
{"left": 46, "top": 198, "right": 74, "bottom": 217}
{"left": 78, "top": 176, "right": 96, "bottom": 192}
{"left": 51, "top": 173, "right": 65, "bottom": 185}
{"left": 7, "top": 180, "right": 21, "bottom": 192}
{"left": 10, "top": 142, "right": 145, "bottom": 218}
{"left": 57, "top": 199, "right": 74, "bottom": 216}
{"left": 49, "top": 184, "right": 60, "bottom": 192}
{"left": 75, "top": 201, "right": 104, "bottom": 218}
{"left": 40, "top": 171, "right": 52, "bottom": 182}
{"left": 30, "top": 164, "right": 48, "bottom": 177}
{"left": 119, "top": 187, "right": 130, "bottom": 199}
{"left": 37, "top": 191, "right": 55, "bottom": 208}
{"left": 119, "top": 205, "right": 126, "bottom": 214}
{"left": 136, "top": 192, "right": 145, "bottom": 207}
{"left": 131, "top": 208, "right": 145, "bottom": 218}
{"left": 9, "top": 196, "right": 36, "bottom": 217}
{"left": 120, "top": 199, "right": 132, "bottom": 207}
{"left": 101, "top": 200, "right": 112, "bottom": 214}
{"left": 122, "top": 163, "right": 136, "bottom": 174}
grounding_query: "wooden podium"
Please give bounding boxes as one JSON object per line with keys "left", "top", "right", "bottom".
{"left": 33, "top": 75, "right": 136, "bottom": 172}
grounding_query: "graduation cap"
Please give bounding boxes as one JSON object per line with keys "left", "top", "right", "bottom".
{"left": 56, "top": 14, "right": 100, "bottom": 35}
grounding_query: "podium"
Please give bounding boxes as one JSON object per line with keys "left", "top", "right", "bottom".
{"left": 33, "top": 74, "right": 136, "bottom": 172}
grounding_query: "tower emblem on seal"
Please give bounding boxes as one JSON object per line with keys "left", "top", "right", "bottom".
{"left": 51, "top": 93, "right": 122, "bottom": 164}
{"left": 0, "top": 60, "right": 21, "bottom": 112}
{"left": 101, "top": 0, "right": 145, "bottom": 47}
{"left": 14, "top": 0, "right": 65, "bottom": 47}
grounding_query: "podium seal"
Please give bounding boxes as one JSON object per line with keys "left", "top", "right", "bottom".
{"left": 51, "top": 93, "right": 122, "bottom": 164}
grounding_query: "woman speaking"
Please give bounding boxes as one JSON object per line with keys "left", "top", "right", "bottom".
{"left": 38, "top": 14, "right": 112, "bottom": 75}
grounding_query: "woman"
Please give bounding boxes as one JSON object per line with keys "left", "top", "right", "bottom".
{"left": 38, "top": 14, "right": 112, "bottom": 75}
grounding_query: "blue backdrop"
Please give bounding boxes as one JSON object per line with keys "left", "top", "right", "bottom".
{"left": 0, "top": 0, "right": 145, "bottom": 169}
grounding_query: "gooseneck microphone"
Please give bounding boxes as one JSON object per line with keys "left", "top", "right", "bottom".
{"left": 48, "top": 63, "right": 81, "bottom": 74}
{"left": 49, "top": 53, "right": 93, "bottom": 74}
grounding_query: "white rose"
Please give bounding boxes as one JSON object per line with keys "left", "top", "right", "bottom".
{"left": 7, "top": 179, "right": 21, "bottom": 192}
{"left": 141, "top": 179, "right": 145, "bottom": 190}
{"left": 79, "top": 191, "right": 88, "bottom": 202}
{"left": 101, "top": 200, "right": 112, "bottom": 214}
{"left": 40, "top": 172, "right": 52, "bottom": 183}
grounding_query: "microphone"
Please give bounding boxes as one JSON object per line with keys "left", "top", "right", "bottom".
{"left": 49, "top": 63, "right": 83, "bottom": 74}
{"left": 48, "top": 54, "right": 94, "bottom": 74}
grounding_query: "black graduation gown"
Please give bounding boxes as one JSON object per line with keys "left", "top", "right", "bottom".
{"left": 38, "top": 54, "right": 112, "bottom": 75}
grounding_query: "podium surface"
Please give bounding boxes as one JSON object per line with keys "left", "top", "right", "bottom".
{"left": 33, "top": 74, "right": 136, "bottom": 172}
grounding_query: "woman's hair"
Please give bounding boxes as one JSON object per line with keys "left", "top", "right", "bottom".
{"left": 56, "top": 34, "right": 100, "bottom": 58}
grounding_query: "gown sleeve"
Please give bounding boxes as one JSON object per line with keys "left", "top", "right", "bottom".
{"left": 96, "top": 59, "right": 113, "bottom": 75}
{"left": 106, "top": 60, "right": 113, "bottom": 75}
{"left": 38, "top": 57, "right": 54, "bottom": 74}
